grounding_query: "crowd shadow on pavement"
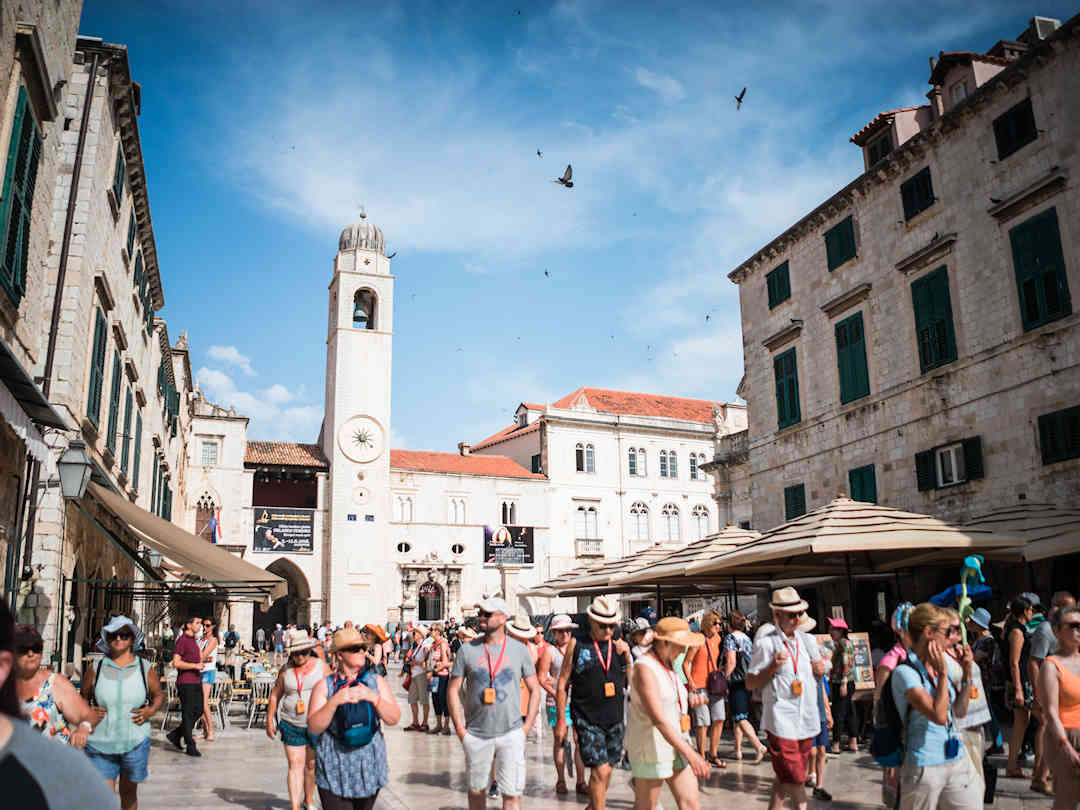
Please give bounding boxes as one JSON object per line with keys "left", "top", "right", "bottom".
{"left": 212, "top": 787, "right": 291, "bottom": 809}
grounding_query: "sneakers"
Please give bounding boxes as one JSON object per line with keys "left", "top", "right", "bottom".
{"left": 488, "top": 781, "right": 500, "bottom": 799}
{"left": 185, "top": 746, "right": 202, "bottom": 757}
{"left": 165, "top": 730, "right": 183, "bottom": 751}
{"left": 812, "top": 787, "right": 832, "bottom": 801}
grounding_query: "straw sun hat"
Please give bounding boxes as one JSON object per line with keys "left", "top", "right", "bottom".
{"left": 586, "top": 596, "right": 619, "bottom": 625}
{"left": 652, "top": 617, "right": 705, "bottom": 648}
{"left": 769, "top": 586, "right": 809, "bottom": 614}
{"left": 507, "top": 614, "right": 535, "bottom": 640}
{"left": 330, "top": 626, "right": 366, "bottom": 653}
{"left": 284, "top": 628, "right": 319, "bottom": 654}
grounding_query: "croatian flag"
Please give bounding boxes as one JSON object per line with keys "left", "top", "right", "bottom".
{"left": 207, "top": 510, "right": 222, "bottom": 544}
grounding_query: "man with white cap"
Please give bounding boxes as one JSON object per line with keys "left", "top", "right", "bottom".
{"left": 747, "top": 587, "right": 827, "bottom": 810}
{"left": 448, "top": 596, "right": 541, "bottom": 810}
{"left": 538, "top": 614, "right": 586, "bottom": 794}
{"left": 556, "top": 596, "right": 632, "bottom": 810}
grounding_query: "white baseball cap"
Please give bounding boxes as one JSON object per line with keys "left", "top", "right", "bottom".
{"left": 477, "top": 596, "right": 510, "bottom": 615}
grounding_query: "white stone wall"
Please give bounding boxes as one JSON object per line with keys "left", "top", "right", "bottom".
{"left": 732, "top": 32, "right": 1080, "bottom": 531}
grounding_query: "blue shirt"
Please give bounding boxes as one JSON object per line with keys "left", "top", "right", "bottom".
{"left": 891, "top": 652, "right": 963, "bottom": 767}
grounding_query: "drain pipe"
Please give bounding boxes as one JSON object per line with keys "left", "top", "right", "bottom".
{"left": 20, "top": 52, "right": 101, "bottom": 589}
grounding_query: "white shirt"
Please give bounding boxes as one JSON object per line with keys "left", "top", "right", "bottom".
{"left": 748, "top": 626, "right": 822, "bottom": 741}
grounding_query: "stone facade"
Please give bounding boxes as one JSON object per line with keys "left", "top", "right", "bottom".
{"left": 729, "top": 15, "right": 1080, "bottom": 532}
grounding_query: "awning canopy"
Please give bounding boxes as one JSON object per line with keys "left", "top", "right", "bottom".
{"left": 686, "top": 496, "right": 1026, "bottom": 579}
{"left": 962, "top": 503, "right": 1080, "bottom": 562}
{"left": 611, "top": 525, "right": 762, "bottom": 589}
{"left": 89, "top": 482, "right": 286, "bottom": 601}
{"left": 0, "top": 332, "right": 70, "bottom": 430}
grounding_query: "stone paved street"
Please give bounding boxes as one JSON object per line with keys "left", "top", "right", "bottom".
{"left": 137, "top": 681, "right": 1054, "bottom": 810}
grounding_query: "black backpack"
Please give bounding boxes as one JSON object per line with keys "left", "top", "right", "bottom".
{"left": 871, "top": 660, "right": 917, "bottom": 767}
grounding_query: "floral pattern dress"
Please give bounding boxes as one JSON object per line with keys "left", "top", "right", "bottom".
{"left": 21, "top": 673, "right": 71, "bottom": 741}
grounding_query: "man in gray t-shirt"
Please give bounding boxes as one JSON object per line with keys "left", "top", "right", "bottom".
{"left": 448, "top": 597, "right": 540, "bottom": 808}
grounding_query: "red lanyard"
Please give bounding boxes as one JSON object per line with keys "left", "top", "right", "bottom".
{"left": 484, "top": 636, "right": 508, "bottom": 686}
{"left": 782, "top": 635, "right": 800, "bottom": 677}
{"left": 594, "top": 640, "right": 613, "bottom": 675}
{"left": 294, "top": 662, "right": 307, "bottom": 695}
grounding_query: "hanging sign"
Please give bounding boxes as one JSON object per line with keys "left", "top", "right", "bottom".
{"left": 483, "top": 525, "right": 535, "bottom": 566}
{"left": 253, "top": 507, "right": 314, "bottom": 553}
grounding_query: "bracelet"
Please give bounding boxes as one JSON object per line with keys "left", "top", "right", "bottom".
{"left": 79, "top": 720, "right": 92, "bottom": 730}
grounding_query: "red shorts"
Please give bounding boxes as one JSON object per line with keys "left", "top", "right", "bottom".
{"left": 766, "top": 732, "right": 812, "bottom": 786}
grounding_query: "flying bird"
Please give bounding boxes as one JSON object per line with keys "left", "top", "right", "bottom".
{"left": 544, "top": 269, "right": 550, "bottom": 278}
{"left": 554, "top": 164, "right": 573, "bottom": 188}
{"left": 735, "top": 87, "right": 746, "bottom": 110}
{"left": 705, "top": 314, "right": 711, "bottom": 322}
{"left": 514, "top": 8, "right": 521, "bottom": 14}
{"left": 537, "top": 149, "right": 543, "bottom": 158}
{"left": 387, "top": 251, "right": 397, "bottom": 259}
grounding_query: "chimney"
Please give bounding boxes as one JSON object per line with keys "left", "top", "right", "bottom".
{"left": 926, "top": 86, "right": 944, "bottom": 121}
{"left": 458, "top": 442, "right": 471, "bottom": 457}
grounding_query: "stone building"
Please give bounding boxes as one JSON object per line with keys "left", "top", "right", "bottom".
{"left": 0, "top": 0, "right": 83, "bottom": 604}
{"left": 21, "top": 36, "right": 195, "bottom": 669}
{"left": 727, "top": 14, "right": 1078, "bottom": 597}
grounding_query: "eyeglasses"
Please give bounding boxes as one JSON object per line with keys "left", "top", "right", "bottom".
{"left": 17, "top": 644, "right": 43, "bottom": 655}
{"left": 338, "top": 645, "right": 365, "bottom": 654}
{"left": 1063, "top": 621, "right": 1080, "bottom": 632}
{"left": 946, "top": 625, "right": 961, "bottom": 637}
{"left": 108, "top": 631, "right": 135, "bottom": 641}
{"left": 478, "top": 611, "right": 493, "bottom": 618}
{"left": 202, "top": 622, "right": 212, "bottom": 627}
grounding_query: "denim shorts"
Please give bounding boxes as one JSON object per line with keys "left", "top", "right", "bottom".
{"left": 200, "top": 669, "right": 216, "bottom": 684}
{"left": 279, "top": 718, "right": 316, "bottom": 748}
{"left": 85, "top": 737, "right": 150, "bottom": 783}
{"left": 546, "top": 705, "right": 572, "bottom": 727}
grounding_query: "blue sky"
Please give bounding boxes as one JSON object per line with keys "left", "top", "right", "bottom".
{"left": 80, "top": 0, "right": 1075, "bottom": 451}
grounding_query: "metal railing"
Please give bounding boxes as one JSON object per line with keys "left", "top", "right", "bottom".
{"left": 575, "top": 538, "right": 604, "bottom": 557}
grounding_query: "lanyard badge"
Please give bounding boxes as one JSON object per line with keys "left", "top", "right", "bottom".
{"left": 483, "top": 637, "right": 508, "bottom": 705}
{"left": 783, "top": 636, "right": 803, "bottom": 696}
{"left": 594, "top": 640, "right": 616, "bottom": 698}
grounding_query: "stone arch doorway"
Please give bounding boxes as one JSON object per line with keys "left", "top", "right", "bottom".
{"left": 418, "top": 580, "right": 444, "bottom": 622}
{"left": 255, "top": 558, "right": 312, "bottom": 640}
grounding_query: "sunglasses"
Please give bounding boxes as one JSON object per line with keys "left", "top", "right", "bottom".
{"left": 1063, "top": 621, "right": 1080, "bottom": 632}
{"left": 108, "top": 631, "right": 135, "bottom": 641}
{"left": 290, "top": 650, "right": 310, "bottom": 658}
{"left": 946, "top": 625, "right": 961, "bottom": 636}
{"left": 478, "top": 611, "right": 493, "bottom": 618}
{"left": 202, "top": 622, "right": 212, "bottom": 627}
{"left": 338, "top": 645, "right": 365, "bottom": 654}
{"left": 18, "top": 644, "right": 43, "bottom": 655}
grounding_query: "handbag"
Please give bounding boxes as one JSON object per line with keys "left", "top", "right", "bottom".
{"left": 705, "top": 637, "right": 728, "bottom": 698}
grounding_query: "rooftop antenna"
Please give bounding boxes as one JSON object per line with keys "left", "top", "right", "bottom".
{"left": 358, "top": 203, "right": 366, "bottom": 220}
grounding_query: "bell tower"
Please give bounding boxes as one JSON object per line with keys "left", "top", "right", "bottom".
{"left": 322, "top": 212, "right": 394, "bottom": 622}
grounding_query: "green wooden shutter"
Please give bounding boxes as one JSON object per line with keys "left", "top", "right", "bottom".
{"left": 0, "top": 86, "right": 43, "bottom": 307}
{"left": 774, "top": 348, "right": 801, "bottom": 429}
{"left": 1038, "top": 406, "right": 1080, "bottom": 465}
{"left": 784, "top": 484, "right": 807, "bottom": 520}
{"left": 120, "top": 389, "right": 133, "bottom": 473}
{"left": 767, "top": 261, "right": 790, "bottom": 308}
{"left": 836, "top": 312, "right": 870, "bottom": 403}
{"left": 848, "top": 464, "right": 877, "bottom": 503}
{"left": 106, "top": 351, "right": 122, "bottom": 452}
{"left": 150, "top": 456, "right": 158, "bottom": 513}
{"left": 126, "top": 211, "right": 136, "bottom": 258}
{"left": 915, "top": 450, "right": 935, "bottom": 491}
{"left": 826, "top": 217, "right": 856, "bottom": 271}
{"left": 1010, "top": 208, "right": 1071, "bottom": 331}
{"left": 132, "top": 412, "right": 143, "bottom": 486}
{"left": 962, "top": 436, "right": 984, "bottom": 480}
{"left": 911, "top": 267, "right": 957, "bottom": 372}
{"left": 993, "top": 98, "right": 1037, "bottom": 160}
{"left": 87, "top": 309, "right": 109, "bottom": 427}
{"left": 112, "top": 141, "right": 126, "bottom": 204}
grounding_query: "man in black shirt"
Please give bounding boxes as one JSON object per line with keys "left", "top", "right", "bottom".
{"left": 555, "top": 596, "right": 632, "bottom": 810}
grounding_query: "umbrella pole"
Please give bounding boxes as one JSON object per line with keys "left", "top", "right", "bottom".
{"left": 732, "top": 575, "right": 738, "bottom": 615}
{"left": 656, "top": 584, "right": 662, "bottom": 617}
{"left": 846, "top": 553, "right": 857, "bottom": 628}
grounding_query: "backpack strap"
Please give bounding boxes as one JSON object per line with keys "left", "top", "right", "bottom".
{"left": 139, "top": 657, "right": 149, "bottom": 705}
{"left": 91, "top": 658, "right": 104, "bottom": 707}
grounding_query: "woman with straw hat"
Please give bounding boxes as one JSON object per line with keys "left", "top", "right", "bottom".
{"left": 308, "top": 626, "right": 402, "bottom": 810}
{"left": 626, "top": 616, "right": 711, "bottom": 809}
{"left": 268, "top": 629, "right": 330, "bottom": 810}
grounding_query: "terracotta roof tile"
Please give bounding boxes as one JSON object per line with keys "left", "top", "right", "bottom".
{"left": 390, "top": 449, "right": 545, "bottom": 480}
{"left": 850, "top": 106, "right": 925, "bottom": 145}
{"left": 929, "top": 51, "right": 1010, "bottom": 86}
{"left": 551, "top": 387, "right": 726, "bottom": 423}
{"left": 245, "top": 441, "right": 329, "bottom": 469}
{"left": 472, "top": 421, "right": 540, "bottom": 451}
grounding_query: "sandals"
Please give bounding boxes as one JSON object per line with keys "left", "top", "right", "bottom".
{"left": 1004, "top": 769, "right": 1029, "bottom": 779}
{"left": 575, "top": 782, "right": 589, "bottom": 795}
{"left": 707, "top": 755, "right": 727, "bottom": 768}
{"left": 754, "top": 746, "right": 767, "bottom": 764}
{"left": 555, "top": 781, "right": 568, "bottom": 795}
{"left": 1030, "top": 780, "right": 1054, "bottom": 796}
{"left": 403, "top": 723, "right": 420, "bottom": 732}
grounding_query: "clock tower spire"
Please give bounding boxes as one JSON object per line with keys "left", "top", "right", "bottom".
{"left": 322, "top": 213, "right": 394, "bottom": 622}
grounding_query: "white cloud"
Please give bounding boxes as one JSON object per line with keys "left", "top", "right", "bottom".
{"left": 206, "top": 345, "right": 256, "bottom": 376}
{"left": 634, "top": 67, "right": 685, "bottom": 103}
{"left": 196, "top": 366, "right": 322, "bottom": 442}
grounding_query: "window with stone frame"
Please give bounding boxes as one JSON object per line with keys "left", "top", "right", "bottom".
{"left": 575, "top": 505, "right": 599, "bottom": 538}
{"left": 195, "top": 493, "right": 217, "bottom": 541}
{"left": 501, "top": 500, "right": 517, "bottom": 525}
{"left": 629, "top": 502, "right": 649, "bottom": 542}
{"left": 0, "top": 86, "right": 42, "bottom": 307}
{"left": 691, "top": 505, "right": 709, "bottom": 541}
{"left": 660, "top": 503, "right": 680, "bottom": 542}
{"left": 87, "top": 308, "right": 109, "bottom": 428}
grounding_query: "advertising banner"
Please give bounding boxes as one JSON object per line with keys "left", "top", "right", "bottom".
{"left": 815, "top": 631, "right": 875, "bottom": 690}
{"left": 253, "top": 507, "right": 315, "bottom": 554}
{"left": 484, "top": 525, "right": 535, "bottom": 566}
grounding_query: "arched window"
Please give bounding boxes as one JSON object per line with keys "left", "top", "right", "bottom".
{"left": 501, "top": 500, "right": 517, "bottom": 525}
{"left": 629, "top": 502, "right": 649, "bottom": 542}
{"left": 668, "top": 451, "right": 678, "bottom": 479}
{"left": 575, "top": 443, "right": 585, "bottom": 472}
{"left": 195, "top": 493, "right": 217, "bottom": 542}
{"left": 395, "top": 495, "right": 413, "bottom": 523}
{"left": 585, "top": 443, "right": 595, "bottom": 473}
{"left": 659, "top": 450, "right": 668, "bottom": 478}
{"left": 448, "top": 497, "right": 466, "bottom": 524}
{"left": 575, "top": 505, "right": 599, "bottom": 538}
{"left": 692, "top": 505, "right": 710, "bottom": 541}
{"left": 660, "top": 503, "right": 680, "bottom": 542}
{"left": 352, "top": 289, "right": 377, "bottom": 330}
{"left": 418, "top": 581, "right": 444, "bottom": 621}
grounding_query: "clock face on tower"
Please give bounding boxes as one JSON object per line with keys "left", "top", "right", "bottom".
{"left": 338, "top": 415, "right": 386, "bottom": 464}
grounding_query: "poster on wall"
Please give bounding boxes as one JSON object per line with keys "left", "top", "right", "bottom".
{"left": 253, "top": 507, "right": 314, "bottom": 554}
{"left": 483, "top": 525, "right": 535, "bottom": 566}
{"left": 815, "top": 631, "right": 875, "bottom": 691}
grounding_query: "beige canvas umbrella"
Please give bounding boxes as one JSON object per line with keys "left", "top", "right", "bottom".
{"left": 962, "top": 503, "right": 1080, "bottom": 562}
{"left": 686, "top": 495, "right": 1026, "bottom": 580}
{"left": 551, "top": 543, "right": 685, "bottom": 595}
{"left": 611, "top": 525, "right": 762, "bottom": 589}
{"left": 519, "top": 559, "right": 611, "bottom": 598}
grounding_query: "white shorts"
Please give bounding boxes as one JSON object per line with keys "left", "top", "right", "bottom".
{"left": 463, "top": 729, "right": 526, "bottom": 796}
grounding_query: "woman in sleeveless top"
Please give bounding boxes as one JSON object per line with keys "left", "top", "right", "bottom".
{"left": 538, "top": 616, "right": 587, "bottom": 795}
{"left": 1005, "top": 596, "right": 1035, "bottom": 777}
{"left": 13, "top": 624, "right": 93, "bottom": 746}
{"left": 627, "top": 617, "right": 711, "bottom": 810}
{"left": 1039, "top": 604, "right": 1080, "bottom": 810}
{"left": 723, "top": 609, "right": 767, "bottom": 762}
{"left": 268, "top": 630, "right": 330, "bottom": 810}
{"left": 198, "top": 620, "right": 219, "bottom": 742}
{"left": 308, "top": 627, "right": 401, "bottom": 810}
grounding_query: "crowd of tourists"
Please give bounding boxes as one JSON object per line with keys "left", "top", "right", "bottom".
{"left": 3, "top": 583, "right": 1079, "bottom": 810}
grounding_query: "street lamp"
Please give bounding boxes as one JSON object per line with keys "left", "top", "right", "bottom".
{"left": 56, "top": 439, "right": 92, "bottom": 499}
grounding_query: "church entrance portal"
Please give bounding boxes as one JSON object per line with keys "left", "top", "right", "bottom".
{"left": 418, "top": 581, "right": 443, "bottom": 621}
{"left": 254, "top": 559, "right": 311, "bottom": 643}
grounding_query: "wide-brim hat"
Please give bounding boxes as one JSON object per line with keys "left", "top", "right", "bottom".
{"left": 550, "top": 613, "right": 579, "bottom": 631}
{"left": 586, "top": 596, "right": 619, "bottom": 625}
{"left": 507, "top": 614, "right": 535, "bottom": 640}
{"left": 798, "top": 615, "right": 817, "bottom": 634}
{"left": 969, "top": 607, "right": 991, "bottom": 630}
{"left": 652, "top": 617, "right": 705, "bottom": 648}
{"left": 330, "top": 627, "right": 366, "bottom": 652}
{"left": 827, "top": 617, "right": 849, "bottom": 631}
{"left": 96, "top": 615, "right": 145, "bottom": 654}
{"left": 363, "top": 623, "right": 389, "bottom": 643}
{"left": 770, "top": 586, "right": 809, "bottom": 614}
{"left": 285, "top": 629, "right": 319, "bottom": 654}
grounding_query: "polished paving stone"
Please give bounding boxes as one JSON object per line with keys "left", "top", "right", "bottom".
{"left": 137, "top": 682, "right": 1054, "bottom": 809}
